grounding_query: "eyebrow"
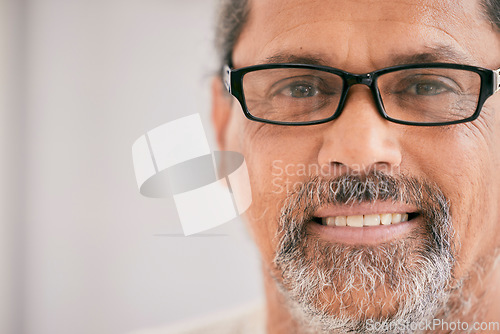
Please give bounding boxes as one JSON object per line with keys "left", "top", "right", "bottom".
{"left": 263, "top": 45, "right": 475, "bottom": 68}
{"left": 392, "top": 45, "right": 475, "bottom": 65}
{"left": 264, "top": 54, "right": 331, "bottom": 66}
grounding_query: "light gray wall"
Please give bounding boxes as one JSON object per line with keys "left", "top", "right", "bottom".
{"left": 2, "top": 0, "right": 26, "bottom": 333}
{"left": 1, "top": 0, "right": 20, "bottom": 333}
{"left": 11, "top": 1, "right": 264, "bottom": 333}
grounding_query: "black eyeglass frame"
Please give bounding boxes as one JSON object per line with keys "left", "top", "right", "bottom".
{"left": 223, "top": 62, "right": 500, "bottom": 126}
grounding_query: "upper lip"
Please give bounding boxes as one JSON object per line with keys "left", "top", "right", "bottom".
{"left": 313, "top": 201, "right": 419, "bottom": 218}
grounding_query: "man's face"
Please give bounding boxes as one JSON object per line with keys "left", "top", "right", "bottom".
{"left": 214, "top": 0, "right": 500, "bottom": 330}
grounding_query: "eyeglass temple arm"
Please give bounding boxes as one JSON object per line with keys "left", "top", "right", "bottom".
{"left": 494, "top": 68, "right": 500, "bottom": 93}
{"left": 223, "top": 65, "right": 232, "bottom": 94}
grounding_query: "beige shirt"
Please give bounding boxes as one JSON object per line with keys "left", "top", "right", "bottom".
{"left": 131, "top": 302, "right": 266, "bottom": 334}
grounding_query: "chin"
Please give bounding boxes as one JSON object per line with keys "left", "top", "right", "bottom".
{"left": 273, "top": 230, "right": 455, "bottom": 333}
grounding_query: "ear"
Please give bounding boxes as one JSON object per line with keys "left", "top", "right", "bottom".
{"left": 211, "top": 76, "right": 233, "bottom": 151}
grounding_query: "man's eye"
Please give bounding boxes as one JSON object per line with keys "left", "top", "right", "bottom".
{"left": 281, "top": 83, "right": 318, "bottom": 98}
{"left": 409, "top": 82, "right": 450, "bottom": 96}
{"left": 392, "top": 74, "right": 461, "bottom": 97}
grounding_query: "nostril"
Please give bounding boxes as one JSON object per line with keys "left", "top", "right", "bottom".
{"left": 321, "top": 162, "right": 349, "bottom": 178}
{"left": 324, "top": 163, "right": 390, "bottom": 177}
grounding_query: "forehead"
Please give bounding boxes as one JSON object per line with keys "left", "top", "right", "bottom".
{"left": 233, "top": 0, "right": 498, "bottom": 71}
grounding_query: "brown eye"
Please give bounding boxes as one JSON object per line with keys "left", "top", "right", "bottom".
{"left": 282, "top": 83, "right": 318, "bottom": 98}
{"left": 413, "top": 82, "right": 448, "bottom": 95}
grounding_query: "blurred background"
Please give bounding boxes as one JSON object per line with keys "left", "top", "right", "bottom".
{"left": 1, "top": 0, "right": 264, "bottom": 333}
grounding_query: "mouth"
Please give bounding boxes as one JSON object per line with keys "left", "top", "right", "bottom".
{"left": 312, "top": 212, "right": 420, "bottom": 227}
{"left": 308, "top": 205, "right": 421, "bottom": 245}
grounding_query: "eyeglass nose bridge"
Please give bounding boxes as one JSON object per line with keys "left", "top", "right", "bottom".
{"left": 345, "top": 73, "right": 374, "bottom": 87}
{"left": 333, "top": 72, "right": 382, "bottom": 121}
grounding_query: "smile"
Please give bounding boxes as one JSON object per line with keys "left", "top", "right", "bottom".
{"left": 308, "top": 203, "right": 421, "bottom": 244}
{"left": 317, "top": 212, "right": 416, "bottom": 227}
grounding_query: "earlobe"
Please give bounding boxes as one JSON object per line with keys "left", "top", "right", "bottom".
{"left": 211, "top": 76, "right": 233, "bottom": 151}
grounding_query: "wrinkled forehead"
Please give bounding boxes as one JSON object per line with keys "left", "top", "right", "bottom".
{"left": 233, "top": 0, "right": 496, "bottom": 71}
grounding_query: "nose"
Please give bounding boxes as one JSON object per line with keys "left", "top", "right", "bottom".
{"left": 317, "top": 86, "right": 402, "bottom": 175}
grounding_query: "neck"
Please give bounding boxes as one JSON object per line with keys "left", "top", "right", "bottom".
{"left": 482, "top": 266, "right": 500, "bottom": 332}
{"left": 447, "top": 257, "right": 500, "bottom": 333}
{"left": 263, "top": 268, "right": 302, "bottom": 334}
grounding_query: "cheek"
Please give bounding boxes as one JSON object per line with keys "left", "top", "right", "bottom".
{"left": 454, "top": 137, "right": 500, "bottom": 281}
{"left": 403, "top": 118, "right": 499, "bottom": 279}
{"left": 227, "top": 117, "right": 285, "bottom": 263}
{"left": 232, "top": 118, "right": 323, "bottom": 264}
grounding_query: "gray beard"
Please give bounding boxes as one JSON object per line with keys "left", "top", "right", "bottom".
{"left": 272, "top": 171, "right": 457, "bottom": 334}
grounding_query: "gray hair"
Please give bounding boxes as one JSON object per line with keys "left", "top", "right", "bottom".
{"left": 215, "top": 0, "right": 249, "bottom": 72}
{"left": 483, "top": 0, "right": 500, "bottom": 30}
{"left": 215, "top": 0, "right": 500, "bottom": 73}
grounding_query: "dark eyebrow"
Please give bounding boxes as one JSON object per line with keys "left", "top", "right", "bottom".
{"left": 391, "top": 45, "right": 475, "bottom": 65}
{"left": 264, "top": 54, "right": 331, "bottom": 66}
{"left": 262, "top": 45, "right": 474, "bottom": 68}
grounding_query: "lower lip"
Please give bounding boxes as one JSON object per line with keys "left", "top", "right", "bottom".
{"left": 307, "top": 216, "right": 421, "bottom": 245}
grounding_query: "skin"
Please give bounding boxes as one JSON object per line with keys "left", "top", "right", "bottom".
{"left": 212, "top": 0, "right": 500, "bottom": 332}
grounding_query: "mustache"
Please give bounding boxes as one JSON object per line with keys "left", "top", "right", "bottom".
{"left": 280, "top": 170, "right": 446, "bottom": 219}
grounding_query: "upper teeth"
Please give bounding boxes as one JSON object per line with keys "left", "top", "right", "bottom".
{"left": 322, "top": 213, "right": 409, "bottom": 227}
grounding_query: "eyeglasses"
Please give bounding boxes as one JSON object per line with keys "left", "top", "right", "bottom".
{"left": 223, "top": 63, "right": 500, "bottom": 126}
